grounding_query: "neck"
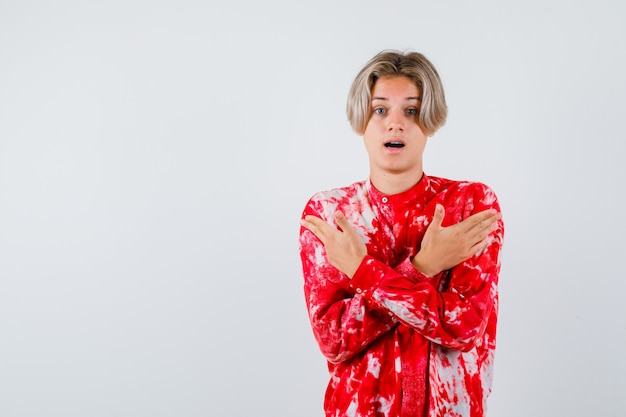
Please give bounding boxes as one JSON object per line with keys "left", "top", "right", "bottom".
{"left": 369, "top": 169, "right": 424, "bottom": 195}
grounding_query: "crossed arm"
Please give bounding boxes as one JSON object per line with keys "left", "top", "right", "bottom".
{"left": 301, "top": 203, "right": 500, "bottom": 279}
{"left": 300, "top": 198, "right": 503, "bottom": 362}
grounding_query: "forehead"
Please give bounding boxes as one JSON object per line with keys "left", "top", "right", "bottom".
{"left": 371, "top": 76, "right": 420, "bottom": 98}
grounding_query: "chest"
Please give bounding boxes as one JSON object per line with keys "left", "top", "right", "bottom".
{"left": 359, "top": 202, "right": 432, "bottom": 268}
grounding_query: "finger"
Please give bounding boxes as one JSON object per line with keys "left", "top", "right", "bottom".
{"left": 473, "top": 211, "right": 501, "bottom": 235}
{"left": 333, "top": 210, "right": 347, "bottom": 227}
{"left": 303, "top": 215, "right": 325, "bottom": 228}
{"left": 460, "top": 209, "right": 498, "bottom": 233}
{"left": 431, "top": 204, "right": 445, "bottom": 228}
{"left": 333, "top": 211, "right": 354, "bottom": 233}
{"left": 469, "top": 209, "right": 497, "bottom": 226}
{"left": 335, "top": 211, "right": 364, "bottom": 242}
{"left": 300, "top": 217, "right": 319, "bottom": 236}
{"left": 301, "top": 216, "right": 333, "bottom": 242}
{"left": 469, "top": 237, "right": 490, "bottom": 256}
{"left": 468, "top": 223, "right": 495, "bottom": 247}
{"left": 463, "top": 221, "right": 499, "bottom": 248}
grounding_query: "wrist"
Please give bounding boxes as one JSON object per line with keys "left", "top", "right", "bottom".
{"left": 346, "top": 255, "right": 366, "bottom": 279}
{"left": 411, "top": 253, "right": 439, "bottom": 277}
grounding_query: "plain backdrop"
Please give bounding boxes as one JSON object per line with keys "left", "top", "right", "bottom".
{"left": 1, "top": 1, "right": 625, "bottom": 416}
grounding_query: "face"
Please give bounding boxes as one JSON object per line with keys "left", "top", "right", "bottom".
{"left": 362, "top": 76, "right": 428, "bottom": 185}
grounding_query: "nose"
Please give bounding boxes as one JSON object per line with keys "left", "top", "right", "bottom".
{"left": 386, "top": 109, "right": 405, "bottom": 132}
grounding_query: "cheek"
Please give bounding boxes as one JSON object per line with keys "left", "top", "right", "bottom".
{"left": 362, "top": 119, "right": 376, "bottom": 135}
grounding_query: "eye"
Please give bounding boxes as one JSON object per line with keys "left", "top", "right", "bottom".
{"left": 373, "top": 107, "right": 386, "bottom": 115}
{"left": 406, "top": 108, "right": 418, "bottom": 116}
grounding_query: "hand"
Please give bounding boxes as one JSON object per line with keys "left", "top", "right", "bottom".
{"left": 412, "top": 204, "right": 501, "bottom": 276}
{"left": 301, "top": 211, "right": 367, "bottom": 278}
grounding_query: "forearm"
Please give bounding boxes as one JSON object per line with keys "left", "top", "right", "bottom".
{"left": 360, "top": 184, "right": 505, "bottom": 350}
{"left": 351, "top": 227, "right": 502, "bottom": 352}
{"left": 306, "top": 255, "right": 435, "bottom": 361}
{"left": 301, "top": 225, "right": 396, "bottom": 363}
{"left": 306, "top": 287, "right": 397, "bottom": 363}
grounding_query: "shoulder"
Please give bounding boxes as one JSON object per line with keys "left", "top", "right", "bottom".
{"left": 302, "top": 180, "right": 367, "bottom": 218}
{"left": 428, "top": 175, "right": 500, "bottom": 211}
{"left": 430, "top": 175, "right": 497, "bottom": 198}
{"left": 308, "top": 180, "right": 366, "bottom": 203}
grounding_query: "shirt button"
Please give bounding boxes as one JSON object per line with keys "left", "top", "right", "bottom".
{"left": 381, "top": 197, "right": 388, "bottom": 203}
{"left": 355, "top": 288, "right": 362, "bottom": 294}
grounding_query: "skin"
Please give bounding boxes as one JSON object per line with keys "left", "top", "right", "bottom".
{"left": 364, "top": 75, "right": 428, "bottom": 195}
{"left": 301, "top": 76, "right": 500, "bottom": 278}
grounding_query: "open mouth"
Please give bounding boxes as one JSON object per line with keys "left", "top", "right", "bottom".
{"left": 385, "top": 141, "right": 405, "bottom": 148}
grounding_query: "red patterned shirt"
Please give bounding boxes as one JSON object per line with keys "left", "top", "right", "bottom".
{"left": 299, "top": 174, "right": 504, "bottom": 417}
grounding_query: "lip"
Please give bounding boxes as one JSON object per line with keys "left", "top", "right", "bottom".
{"left": 384, "top": 138, "right": 406, "bottom": 152}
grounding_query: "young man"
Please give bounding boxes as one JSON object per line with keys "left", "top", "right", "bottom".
{"left": 299, "top": 50, "right": 504, "bottom": 417}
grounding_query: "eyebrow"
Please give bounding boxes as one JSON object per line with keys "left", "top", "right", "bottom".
{"left": 371, "top": 96, "right": 421, "bottom": 101}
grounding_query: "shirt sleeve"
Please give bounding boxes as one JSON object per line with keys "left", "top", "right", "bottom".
{"left": 349, "top": 184, "right": 504, "bottom": 352}
{"left": 299, "top": 199, "right": 397, "bottom": 364}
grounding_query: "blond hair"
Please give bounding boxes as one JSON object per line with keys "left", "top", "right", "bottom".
{"left": 347, "top": 50, "right": 448, "bottom": 136}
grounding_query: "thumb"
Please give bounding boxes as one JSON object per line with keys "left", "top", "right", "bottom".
{"left": 334, "top": 210, "right": 347, "bottom": 225}
{"left": 334, "top": 210, "right": 351, "bottom": 232}
{"left": 432, "top": 204, "right": 445, "bottom": 227}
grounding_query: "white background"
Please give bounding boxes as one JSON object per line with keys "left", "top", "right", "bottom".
{"left": 1, "top": 1, "right": 624, "bottom": 416}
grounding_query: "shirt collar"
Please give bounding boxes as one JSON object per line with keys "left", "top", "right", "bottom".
{"left": 366, "top": 173, "right": 433, "bottom": 207}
